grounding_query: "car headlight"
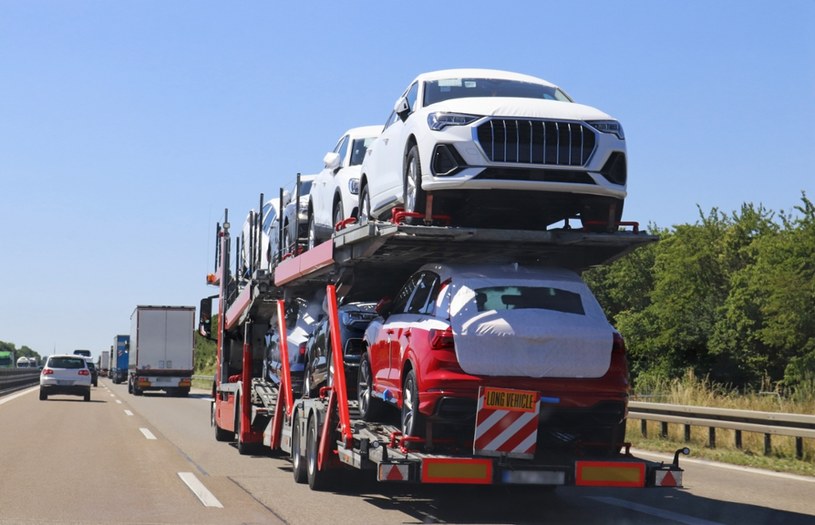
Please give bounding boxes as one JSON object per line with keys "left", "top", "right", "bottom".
{"left": 348, "top": 178, "right": 360, "bottom": 195}
{"left": 427, "top": 112, "right": 480, "bottom": 131}
{"left": 587, "top": 120, "right": 625, "bottom": 140}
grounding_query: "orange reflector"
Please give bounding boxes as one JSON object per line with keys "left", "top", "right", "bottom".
{"left": 421, "top": 458, "right": 493, "bottom": 484}
{"left": 575, "top": 461, "right": 645, "bottom": 487}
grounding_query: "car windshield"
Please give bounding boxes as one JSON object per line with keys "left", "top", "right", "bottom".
{"left": 473, "top": 285, "right": 585, "bottom": 315}
{"left": 423, "top": 78, "right": 573, "bottom": 107}
{"left": 49, "top": 357, "right": 86, "bottom": 369}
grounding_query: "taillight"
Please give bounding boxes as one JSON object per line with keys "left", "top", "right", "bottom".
{"left": 299, "top": 342, "right": 306, "bottom": 356}
{"left": 430, "top": 328, "right": 455, "bottom": 350}
{"left": 42, "top": 368, "right": 54, "bottom": 375}
{"left": 78, "top": 369, "right": 90, "bottom": 376}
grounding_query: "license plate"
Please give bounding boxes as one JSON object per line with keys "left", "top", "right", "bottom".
{"left": 57, "top": 380, "right": 73, "bottom": 386}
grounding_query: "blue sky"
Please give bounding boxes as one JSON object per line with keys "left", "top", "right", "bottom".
{"left": 1, "top": 1, "right": 813, "bottom": 358}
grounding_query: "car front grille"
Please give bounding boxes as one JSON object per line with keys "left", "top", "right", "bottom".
{"left": 476, "top": 119, "right": 596, "bottom": 166}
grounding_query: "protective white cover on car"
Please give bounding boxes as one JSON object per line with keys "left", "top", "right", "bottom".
{"left": 448, "top": 270, "right": 614, "bottom": 378}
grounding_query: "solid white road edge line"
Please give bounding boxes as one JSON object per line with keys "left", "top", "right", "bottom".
{"left": 140, "top": 428, "right": 157, "bottom": 440}
{"left": 124, "top": 409, "right": 134, "bottom": 416}
{"left": 178, "top": 472, "right": 224, "bottom": 508}
{"left": 588, "top": 497, "right": 723, "bottom": 525}
{"left": 631, "top": 448, "right": 815, "bottom": 483}
{"left": 0, "top": 386, "right": 37, "bottom": 406}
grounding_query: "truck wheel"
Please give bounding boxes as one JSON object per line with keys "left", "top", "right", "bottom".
{"left": 291, "top": 410, "right": 307, "bottom": 483}
{"left": 127, "top": 379, "right": 132, "bottom": 394}
{"left": 306, "top": 414, "right": 335, "bottom": 491}
{"left": 357, "top": 352, "right": 384, "bottom": 421}
{"left": 401, "top": 369, "right": 425, "bottom": 440}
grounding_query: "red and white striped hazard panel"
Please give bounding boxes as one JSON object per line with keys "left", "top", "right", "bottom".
{"left": 474, "top": 387, "right": 540, "bottom": 459}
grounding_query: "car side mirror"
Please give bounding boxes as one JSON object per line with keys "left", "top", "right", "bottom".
{"left": 375, "top": 296, "right": 394, "bottom": 317}
{"left": 394, "top": 96, "right": 410, "bottom": 121}
{"left": 323, "top": 151, "right": 340, "bottom": 171}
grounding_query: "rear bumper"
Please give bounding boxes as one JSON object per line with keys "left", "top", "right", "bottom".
{"left": 40, "top": 384, "right": 90, "bottom": 396}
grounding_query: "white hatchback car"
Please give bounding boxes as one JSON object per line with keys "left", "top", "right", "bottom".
{"left": 306, "top": 125, "right": 382, "bottom": 248}
{"left": 40, "top": 354, "right": 92, "bottom": 401}
{"left": 358, "top": 69, "right": 627, "bottom": 231}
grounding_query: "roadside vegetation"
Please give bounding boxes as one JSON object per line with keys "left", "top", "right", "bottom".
{"left": 625, "top": 371, "right": 815, "bottom": 477}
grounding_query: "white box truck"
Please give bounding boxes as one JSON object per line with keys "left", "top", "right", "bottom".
{"left": 129, "top": 305, "right": 195, "bottom": 396}
{"left": 99, "top": 350, "right": 110, "bottom": 377}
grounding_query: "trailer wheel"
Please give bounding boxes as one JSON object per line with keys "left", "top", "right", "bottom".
{"left": 291, "top": 410, "right": 307, "bottom": 483}
{"left": 401, "top": 369, "right": 425, "bottom": 440}
{"left": 306, "top": 414, "right": 335, "bottom": 491}
{"left": 357, "top": 352, "right": 384, "bottom": 421}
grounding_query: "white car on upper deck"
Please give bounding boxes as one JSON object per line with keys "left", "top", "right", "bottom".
{"left": 358, "top": 68, "right": 627, "bottom": 231}
{"left": 306, "top": 125, "right": 382, "bottom": 248}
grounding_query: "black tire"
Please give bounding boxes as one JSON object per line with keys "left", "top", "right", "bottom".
{"left": 333, "top": 200, "right": 344, "bottom": 230}
{"left": 128, "top": 378, "right": 132, "bottom": 394}
{"left": 358, "top": 183, "right": 371, "bottom": 224}
{"left": 403, "top": 145, "right": 426, "bottom": 222}
{"left": 291, "top": 410, "right": 307, "bottom": 484}
{"left": 401, "top": 369, "right": 425, "bottom": 439}
{"left": 357, "top": 352, "right": 384, "bottom": 421}
{"left": 84, "top": 390, "right": 91, "bottom": 402}
{"left": 307, "top": 210, "right": 318, "bottom": 250}
{"left": 39, "top": 389, "right": 47, "bottom": 401}
{"left": 306, "top": 414, "right": 335, "bottom": 491}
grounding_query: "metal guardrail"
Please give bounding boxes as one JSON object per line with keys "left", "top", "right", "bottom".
{"left": 0, "top": 369, "right": 41, "bottom": 396}
{"left": 628, "top": 401, "right": 815, "bottom": 459}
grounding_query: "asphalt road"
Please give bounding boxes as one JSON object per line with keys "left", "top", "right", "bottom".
{"left": 1, "top": 379, "right": 813, "bottom": 525}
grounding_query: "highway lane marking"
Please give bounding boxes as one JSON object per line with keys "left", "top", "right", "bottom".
{"left": 178, "top": 472, "right": 223, "bottom": 508}
{"left": 110, "top": 393, "right": 115, "bottom": 397}
{"left": 0, "top": 386, "right": 37, "bottom": 406}
{"left": 632, "top": 449, "right": 815, "bottom": 484}
{"left": 588, "top": 497, "right": 723, "bottom": 525}
{"left": 115, "top": 399, "right": 122, "bottom": 404}
{"left": 124, "top": 409, "right": 134, "bottom": 416}
{"left": 140, "top": 428, "right": 157, "bottom": 440}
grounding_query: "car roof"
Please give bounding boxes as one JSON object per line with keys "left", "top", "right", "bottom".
{"left": 413, "top": 69, "right": 559, "bottom": 88}
{"left": 47, "top": 354, "right": 89, "bottom": 362}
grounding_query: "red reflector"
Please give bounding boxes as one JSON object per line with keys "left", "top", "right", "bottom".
{"left": 79, "top": 370, "right": 90, "bottom": 376}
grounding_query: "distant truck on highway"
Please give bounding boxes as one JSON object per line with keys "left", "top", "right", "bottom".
{"left": 111, "top": 335, "right": 130, "bottom": 384}
{"left": 99, "top": 350, "right": 110, "bottom": 377}
{"left": 0, "top": 350, "right": 15, "bottom": 368}
{"left": 128, "top": 306, "right": 195, "bottom": 397}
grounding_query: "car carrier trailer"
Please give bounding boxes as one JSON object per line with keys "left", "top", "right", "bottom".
{"left": 201, "top": 209, "right": 687, "bottom": 491}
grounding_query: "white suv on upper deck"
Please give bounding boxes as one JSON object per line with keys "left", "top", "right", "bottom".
{"left": 358, "top": 69, "right": 627, "bottom": 231}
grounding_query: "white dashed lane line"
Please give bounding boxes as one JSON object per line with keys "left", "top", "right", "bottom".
{"left": 178, "top": 472, "right": 223, "bottom": 508}
{"left": 140, "top": 428, "right": 157, "bottom": 440}
{"left": 115, "top": 399, "right": 122, "bottom": 404}
{"left": 124, "top": 409, "right": 134, "bottom": 416}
